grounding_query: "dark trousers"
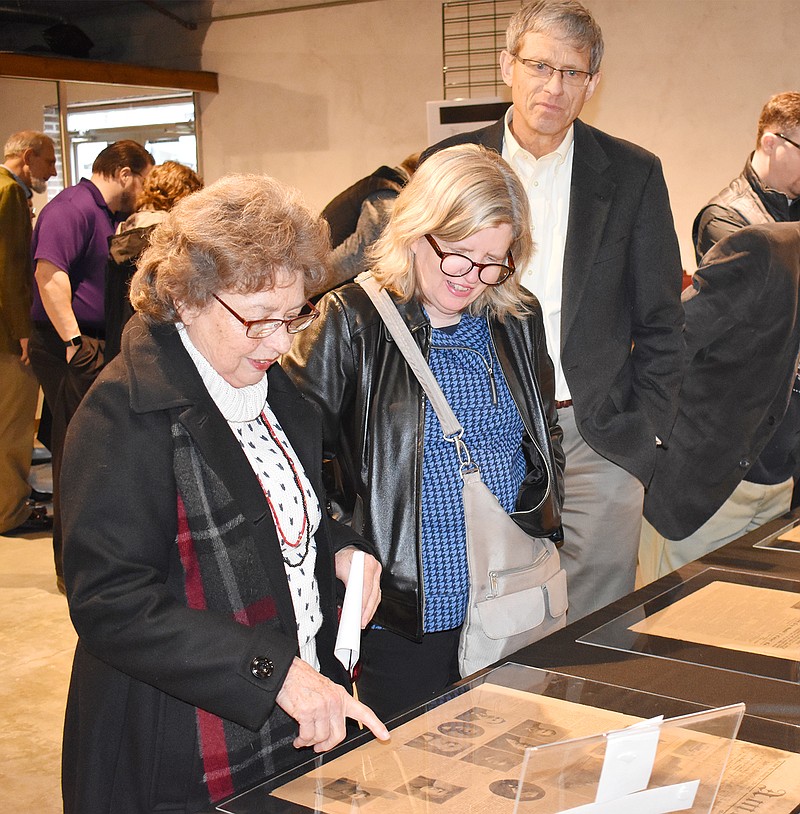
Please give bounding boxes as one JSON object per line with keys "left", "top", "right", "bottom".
{"left": 356, "top": 626, "right": 461, "bottom": 722}
{"left": 28, "top": 324, "right": 104, "bottom": 578}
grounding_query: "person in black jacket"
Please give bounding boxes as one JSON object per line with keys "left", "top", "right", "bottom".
{"left": 316, "top": 153, "right": 419, "bottom": 296}
{"left": 693, "top": 92, "right": 800, "bottom": 264}
{"left": 61, "top": 174, "right": 387, "bottom": 813}
{"left": 105, "top": 160, "right": 203, "bottom": 361}
{"left": 283, "top": 144, "right": 564, "bottom": 720}
{"left": 421, "top": 0, "right": 684, "bottom": 623}
{"left": 641, "top": 223, "right": 800, "bottom": 582}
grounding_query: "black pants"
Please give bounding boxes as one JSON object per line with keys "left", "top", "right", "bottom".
{"left": 28, "top": 324, "right": 104, "bottom": 578}
{"left": 356, "top": 626, "right": 461, "bottom": 722}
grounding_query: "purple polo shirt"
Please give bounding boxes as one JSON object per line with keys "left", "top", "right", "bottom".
{"left": 31, "top": 178, "right": 116, "bottom": 332}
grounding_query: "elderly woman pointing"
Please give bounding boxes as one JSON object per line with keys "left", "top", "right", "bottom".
{"left": 59, "top": 174, "right": 388, "bottom": 813}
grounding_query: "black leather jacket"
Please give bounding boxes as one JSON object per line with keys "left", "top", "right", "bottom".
{"left": 282, "top": 283, "right": 565, "bottom": 641}
{"left": 692, "top": 156, "right": 799, "bottom": 263}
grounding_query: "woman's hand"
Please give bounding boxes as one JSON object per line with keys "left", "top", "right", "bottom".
{"left": 276, "top": 657, "right": 389, "bottom": 752}
{"left": 334, "top": 546, "right": 382, "bottom": 628}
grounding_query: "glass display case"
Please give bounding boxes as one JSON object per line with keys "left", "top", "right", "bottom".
{"left": 215, "top": 665, "right": 800, "bottom": 814}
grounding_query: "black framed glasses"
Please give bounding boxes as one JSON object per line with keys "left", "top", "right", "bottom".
{"left": 512, "top": 56, "right": 593, "bottom": 87}
{"left": 424, "top": 234, "right": 515, "bottom": 286}
{"left": 776, "top": 132, "right": 800, "bottom": 150}
{"left": 213, "top": 295, "right": 320, "bottom": 339}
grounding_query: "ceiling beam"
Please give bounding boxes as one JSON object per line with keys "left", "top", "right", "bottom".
{"left": 0, "top": 52, "right": 218, "bottom": 92}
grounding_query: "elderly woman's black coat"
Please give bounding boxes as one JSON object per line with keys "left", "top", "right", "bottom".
{"left": 60, "top": 315, "right": 367, "bottom": 813}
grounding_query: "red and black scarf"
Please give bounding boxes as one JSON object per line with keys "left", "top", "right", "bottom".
{"left": 172, "top": 420, "right": 299, "bottom": 803}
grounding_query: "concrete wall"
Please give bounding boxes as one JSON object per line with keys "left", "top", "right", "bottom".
{"left": 2, "top": 0, "right": 798, "bottom": 270}
{"left": 199, "top": 0, "right": 441, "bottom": 215}
{"left": 198, "top": 0, "right": 798, "bottom": 270}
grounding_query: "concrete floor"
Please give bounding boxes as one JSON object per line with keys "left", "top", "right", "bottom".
{"left": 0, "top": 465, "right": 74, "bottom": 812}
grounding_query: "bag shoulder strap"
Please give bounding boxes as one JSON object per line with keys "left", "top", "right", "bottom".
{"left": 356, "top": 272, "right": 462, "bottom": 439}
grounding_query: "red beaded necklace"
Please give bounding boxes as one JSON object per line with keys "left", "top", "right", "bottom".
{"left": 258, "top": 413, "right": 311, "bottom": 562}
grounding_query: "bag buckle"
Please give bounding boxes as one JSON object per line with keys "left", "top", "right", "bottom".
{"left": 444, "top": 429, "right": 478, "bottom": 477}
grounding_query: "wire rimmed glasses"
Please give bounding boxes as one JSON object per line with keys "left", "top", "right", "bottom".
{"left": 424, "top": 234, "right": 515, "bottom": 286}
{"left": 776, "top": 132, "right": 800, "bottom": 150}
{"left": 512, "top": 55, "right": 593, "bottom": 87}
{"left": 213, "top": 294, "right": 320, "bottom": 338}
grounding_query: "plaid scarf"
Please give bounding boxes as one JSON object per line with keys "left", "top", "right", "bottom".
{"left": 172, "top": 419, "right": 299, "bottom": 803}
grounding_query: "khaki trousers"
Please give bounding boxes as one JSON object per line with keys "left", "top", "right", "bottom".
{"left": 0, "top": 351, "right": 38, "bottom": 531}
{"left": 638, "top": 477, "right": 793, "bottom": 585}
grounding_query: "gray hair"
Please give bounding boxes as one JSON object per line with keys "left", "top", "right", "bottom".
{"left": 4, "top": 130, "right": 54, "bottom": 160}
{"left": 506, "top": 0, "right": 604, "bottom": 75}
{"left": 131, "top": 173, "right": 330, "bottom": 324}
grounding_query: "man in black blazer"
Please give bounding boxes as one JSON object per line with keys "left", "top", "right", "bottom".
{"left": 423, "top": 0, "right": 684, "bottom": 621}
{"left": 642, "top": 222, "right": 800, "bottom": 581}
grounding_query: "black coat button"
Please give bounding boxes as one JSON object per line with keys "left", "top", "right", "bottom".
{"left": 738, "top": 458, "right": 750, "bottom": 469}
{"left": 250, "top": 656, "right": 274, "bottom": 679}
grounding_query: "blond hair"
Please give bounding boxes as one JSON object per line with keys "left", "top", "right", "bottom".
{"left": 370, "top": 144, "right": 534, "bottom": 321}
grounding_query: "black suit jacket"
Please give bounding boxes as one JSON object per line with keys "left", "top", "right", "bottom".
{"left": 61, "top": 316, "right": 370, "bottom": 812}
{"left": 644, "top": 222, "right": 800, "bottom": 539}
{"left": 423, "top": 116, "right": 684, "bottom": 486}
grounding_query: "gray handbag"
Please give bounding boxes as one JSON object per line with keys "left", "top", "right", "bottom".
{"left": 357, "top": 273, "right": 568, "bottom": 677}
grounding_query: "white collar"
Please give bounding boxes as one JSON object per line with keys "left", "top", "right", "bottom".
{"left": 178, "top": 324, "right": 269, "bottom": 422}
{"left": 503, "top": 108, "right": 574, "bottom": 166}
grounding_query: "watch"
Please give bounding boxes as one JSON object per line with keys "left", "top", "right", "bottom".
{"left": 64, "top": 335, "right": 83, "bottom": 348}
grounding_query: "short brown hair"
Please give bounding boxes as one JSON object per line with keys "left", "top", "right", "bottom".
{"left": 756, "top": 92, "right": 800, "bottom": 147}
{"left": 92, "top": 139, "right": 154, "bottom": 179}
{"left": 506, "top": 0, "right": 604, "bottom": 75}
{"left": 136, "top": 161, "right": 203, "bottom": 212}
{"left": 131, "top": 173, "right": 330, "bottom": 324}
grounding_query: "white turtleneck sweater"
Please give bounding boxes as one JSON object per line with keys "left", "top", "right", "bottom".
{"left": 178, "top": 326, "right": 322, "bottom": 670}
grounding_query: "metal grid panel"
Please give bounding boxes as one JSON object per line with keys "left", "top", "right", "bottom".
{"left": 442, "top": 0, "right": 520, "bottom": 99}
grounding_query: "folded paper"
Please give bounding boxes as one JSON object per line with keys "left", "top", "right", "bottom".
{"left": 334, "top": 549, "right": 364, "bottom": 674}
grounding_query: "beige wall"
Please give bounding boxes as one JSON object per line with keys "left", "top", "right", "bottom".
{"left": 3, "top": 1, "right": 797, "bottom": 271}
{"left": 199, "top": 0, "right": 441, "bottom": 211}
{"left": 0, "top": 77, "right": 59, "bottom": 216}
{"left": 199, "top": 0, "right": 799, "bottom": 271}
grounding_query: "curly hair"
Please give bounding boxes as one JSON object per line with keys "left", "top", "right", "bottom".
{"left": 135, "top": 161, "right": 203, "bottom": 212}
{"left": 370, "top": 144, "right": 535, "bottom": 321}
{"left": 130, "top": 173, "right": 330, "bottom": 324}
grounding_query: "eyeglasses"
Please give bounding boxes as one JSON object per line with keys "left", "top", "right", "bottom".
{"left": 213, "top": 294, "right": 320, "bottom": 338}
{"left": 512, "top": 56, "right": 593, "bottom": 87}
{"left": 776, "top": 132, "right": 800, "bottom": 150}
{"left": 424, "top": 234, "right": 515, "bottom": 286}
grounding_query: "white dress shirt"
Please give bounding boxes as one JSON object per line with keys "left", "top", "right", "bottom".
{"left": 502, "top": 109, "right": 574, "bottom": 402}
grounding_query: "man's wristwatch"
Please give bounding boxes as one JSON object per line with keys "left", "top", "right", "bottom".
{"left": 64, "top": 335, "right": 83, "bottom": 348}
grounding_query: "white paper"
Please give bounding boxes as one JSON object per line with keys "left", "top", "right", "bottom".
{"left": 335, "top": 549, "right": 364, "bottom": 674}
{"left": 564, "top": 780, "right": 699, "bottom": 814}
{"left": 596, "top": 717, "right": 663, "bottom": 802}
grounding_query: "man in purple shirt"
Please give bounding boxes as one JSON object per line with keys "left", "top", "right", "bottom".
{"left": 28, "top": 140, "right": 153, "bottom": 589}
